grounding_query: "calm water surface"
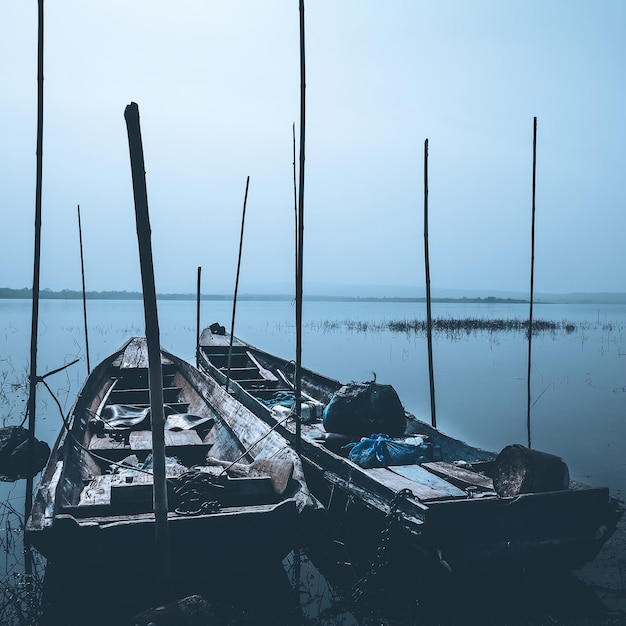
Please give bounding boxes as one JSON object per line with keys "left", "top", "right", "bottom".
{"left": 1, "top": 299, "right": 625, "bottom": 624}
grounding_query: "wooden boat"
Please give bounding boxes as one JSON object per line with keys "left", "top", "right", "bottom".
{"left": 197, "top": 326, "right": 624, "bottom": 574}
{"left": 26, "top": 337, "right": 319, "bottom": 574}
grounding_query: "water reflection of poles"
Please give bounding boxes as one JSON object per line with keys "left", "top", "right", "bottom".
{"left": 527, "top": 117, "right": 538, "bottom": 449}
{"left": 423, "top": 139, "right": 437, "bottom": 429}
{"left": 77, "top": 205, "right": 91, "bottom": 374}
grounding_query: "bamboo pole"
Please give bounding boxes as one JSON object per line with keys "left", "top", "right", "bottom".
{"left": 124, "top": 102, "right": 170, "bottom": 582}
{"left": 293, "top": 122, "right": 298, "bottom": 295}
{"left": 196, "top": 266, "right": 201, "bottom": 367}
{"left": 77, "top": 204, "right": 91, "bottom": 374}
{"left": 527, "top": 117, "right": 538, "bottom": 449}
{"left": 423, "top": 139, "right": 437, "bottom": 429}
{"left": 226, "top": 176, "right": 250, "bottom": 392}
{"left": 25, "top": 0, "right": 45, "bottom": 528}
{"left": 295, "top": 0, "right": 306, "bottom": 456}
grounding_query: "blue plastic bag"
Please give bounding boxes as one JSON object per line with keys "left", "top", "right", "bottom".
{"left": 344, "top": 433, "right": 431, "bottom": 468}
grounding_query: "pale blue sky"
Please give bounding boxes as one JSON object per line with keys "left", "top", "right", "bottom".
{"left": 2, "top": 1, "right": 625, "bottom": 296}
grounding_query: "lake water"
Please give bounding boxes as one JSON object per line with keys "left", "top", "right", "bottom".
{"left": 1, "top": 298, "right": 625, "bottom": 624}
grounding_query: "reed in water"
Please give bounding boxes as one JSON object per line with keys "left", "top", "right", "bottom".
{"left": 309, "top": 317, "right": 579, "bottom": 338}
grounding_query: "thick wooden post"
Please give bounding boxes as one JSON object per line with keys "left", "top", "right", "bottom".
{"left": 124, "top": 102, "right": 170, "bottom": 582}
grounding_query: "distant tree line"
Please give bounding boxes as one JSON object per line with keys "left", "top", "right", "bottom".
{"left": 0, "top": 287, "right": 226, "bottom": 301}
{"left": 0, "top": 287, "right": 529, "bottom": 304}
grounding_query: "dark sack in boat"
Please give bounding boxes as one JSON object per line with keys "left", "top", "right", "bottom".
{"left": 344, "top": 433, "right": 423, "bottom": 468}
{"left": 322, "top": 381, "right": 406, "bottom": 438}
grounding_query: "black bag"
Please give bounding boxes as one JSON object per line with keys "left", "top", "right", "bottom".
{"left": 322, "top": 381, "right": 406, "bottom": 438}
{"left": 0, "top": 426, "right": 50, "bottom": 480}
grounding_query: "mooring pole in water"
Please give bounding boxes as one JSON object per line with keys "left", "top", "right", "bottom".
{"left": 423, "top": 139, "right": 437, "bottom": 429}
{"left": 292, "top": 121, "right": 298, "bottom": 286}
{"left": 196, "top": 266, "right": 201, "bottom": 367}
{"left": 294, "top": 0, "right": 306, "bottom": 456}
{"left": 124, "top": 102, "right": 170, "bottom": 583}
{"left": 226, "top": 176, "right": 250, "bottom": 392}
{"left": 25, "top": 0, "right": 45, "bottom": 530}
{"left": 196, "top": 266, "right": 202, "bottom": 367}
{"left": 77, "top": 205, "right": 91, "bottom": 374}
{"left": 527, "top": 117, "right": 538, "bottom": 449}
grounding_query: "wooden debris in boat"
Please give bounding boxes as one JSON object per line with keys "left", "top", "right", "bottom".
{"left": 205, "top": 455, "right": 295, "bottom": 495}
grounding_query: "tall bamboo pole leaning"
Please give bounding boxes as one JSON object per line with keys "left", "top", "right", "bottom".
{"left": 196, "top": 266, "right": 201, "bottom": 367}
{"left": 527, "top": 117, "right": 538, "bottom": 449}
{"left": 25, "top": 0, "right": 45, "bottom": 528}
{"left": 293, "top": 122, "right": 298, "bottom": 295}
{"left": 124, "top": 102, "right": 170, "bottom": 582}
{"left": 226, "top": 176, "right": 250, "bottom": 392}
{"left": 77, "top": 204, "right": 91, "bottom": 374}
{"left": 423, "top": 139, "right": 437, "bottom": 429}
{"left": 295, "top": 0, "right": 306, "bottom": 456}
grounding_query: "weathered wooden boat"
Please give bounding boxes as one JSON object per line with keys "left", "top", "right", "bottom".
{"left": 26, "top": 337, "right": 319, "bottom": 573}
{"left": 197, "top": 326, "right": 624, "bottom": 574}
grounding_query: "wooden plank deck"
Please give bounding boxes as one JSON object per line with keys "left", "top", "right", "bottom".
{"left": 364, "top": 465, "right": 466, "bottom": 501}
{"left": 422, "top": 461, "right": 495, "bottom": 491}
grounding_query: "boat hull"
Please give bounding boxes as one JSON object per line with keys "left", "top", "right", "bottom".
{"left": 27, "top": 337, "right": 318, "bottom": 575}
{"left": 197, "top": 328, "right": 624, "bottom": 574}
{"left": 29, "top": 499, "right": 298, "bottom": 574}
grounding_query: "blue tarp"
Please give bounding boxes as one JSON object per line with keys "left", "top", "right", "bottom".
{"left": 344, "top": 433, "right": 440, "bottom": 469}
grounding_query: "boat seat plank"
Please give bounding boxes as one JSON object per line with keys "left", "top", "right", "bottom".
{"left": 246, "top": 351, "right": 279, "bottom": 382}
{"left": 364, "top": 465, "right": 466, "bottom": 501}
{"left": 89, "top": 434, "right": 129, "bottom": 452}
{"left": 74, "top": 467, "right": 188, "bottom": 511}
{"left": 110, "top": 387, "right": 181, "bottom": 402}
{"left": 239, "top": 380, "right": 281, "bottom": 390}
{"left": 219, "top": 367, "right": 265, "bottom": 380}
{"left": 89, "top": 430, "right": 207, "bottom": 458}
{"left": 422, "top": 461, "right": 495, "bottom": 491}
{"left": 100, "top": 402, "right": 191, "bottom": 413}
{"left": 250, "top": 388, "right": 294, "bottom": 399}
{"left": 129, "top": 429, "right": 204, "bottom": 450}
{"left": 78, "top": 475, "right": 113, "bottom": 506}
